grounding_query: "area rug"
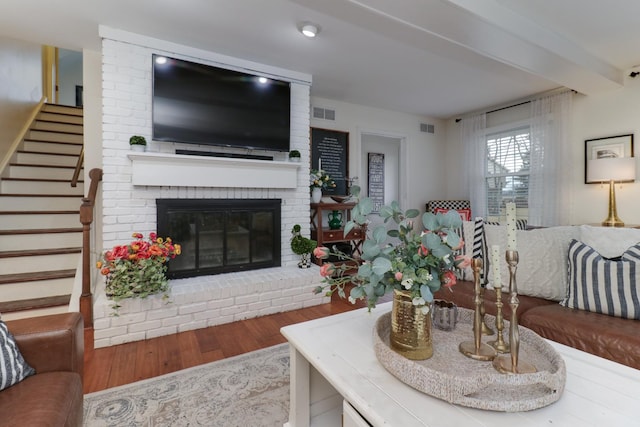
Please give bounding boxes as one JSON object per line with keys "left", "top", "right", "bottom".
{"left": 83, "top": 344, "right": 290, "bottom": 427}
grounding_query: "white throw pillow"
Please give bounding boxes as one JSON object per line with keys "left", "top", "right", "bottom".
{"left": 579, "top": 225, "right": 640, "bottom": 259}
{"left": 484, "top": 224, "right": 579, "bottom": 301}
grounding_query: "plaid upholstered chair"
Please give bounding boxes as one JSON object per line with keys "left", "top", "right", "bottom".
{"left": 425, "top": 200, "right": 471, "bottom": 221}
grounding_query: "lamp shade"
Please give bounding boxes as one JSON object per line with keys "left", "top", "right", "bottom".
{"left": 587, "top": 157, "right": 636, "bottom": 182}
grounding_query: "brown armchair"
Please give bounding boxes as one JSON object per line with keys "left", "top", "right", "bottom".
{"left": 1, "top": 312, "right": 84, "bottom": 427}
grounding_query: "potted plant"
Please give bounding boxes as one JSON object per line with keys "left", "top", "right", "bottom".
{"left": 96, "top": 232, "right": 181, "bottom": 314}
{"left": 288, "top": 150, "right": 301, "bottom": 162}
{"left": 290, "top": 224, "right": 317, "bottom": 268}
{"left": 312, "top": 186, "right": 468, "bottom": 359}
{"left": 129, "top": 135, "right": 147, "bottom": 152}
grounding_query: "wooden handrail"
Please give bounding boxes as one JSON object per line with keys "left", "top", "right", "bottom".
{"left": 71, "top": 147, "right": 84, "bottom": 187}
{"left": 79, "top": 168, "right": 103, "bottom": 329}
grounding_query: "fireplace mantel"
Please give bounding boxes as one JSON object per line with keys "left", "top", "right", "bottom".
{"left": 128, "top": 152, "right": 301, "bottom": 188}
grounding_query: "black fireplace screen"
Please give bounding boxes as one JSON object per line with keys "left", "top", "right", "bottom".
{"left": 156, "top": 199, "right": 281, "bottom": 279}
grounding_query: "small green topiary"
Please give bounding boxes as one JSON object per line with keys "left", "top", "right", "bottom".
{"left": 290, "top": 224, "right": 316, "bottom": 255}
{"left": 129, "top": 135, "right": 147, "bottom": 146}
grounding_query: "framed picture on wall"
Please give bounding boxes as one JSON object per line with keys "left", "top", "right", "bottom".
{"left": 367, "top": 153, "right": 384, "bottom": 213}
{"left": 584, "top": 134, "right": 634, "bottom": 183}
{"left": 310, "top": 127, "right": 349, "bottom": 196}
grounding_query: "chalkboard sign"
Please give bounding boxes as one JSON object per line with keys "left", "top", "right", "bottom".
{"left": 311, "top": 128, "right": 349, "bottom": 196}
{"left": 368, "top": 153, "right": 385, "bottom": 212}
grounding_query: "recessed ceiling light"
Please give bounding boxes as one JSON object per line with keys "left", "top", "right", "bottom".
{"left": 299, "top": 22, "right": 320, "bottom": 38}
{"left": 258, "top": 76, "right": 268, "bottom": 84}
{"left": 155, "top": 56, "right": 167, "bottom": 65}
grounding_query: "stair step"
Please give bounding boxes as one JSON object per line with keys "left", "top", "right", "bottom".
{"left": 42, "top": 104, "right": 83, "bottom": 116}
{"left": 0, "top": 295, "right": 71, "bottom": 314}
{"left": 0, "top": 249, "right": 81, "bottom": 275}
{"left": 0, "top": 211, "right": 79, "bottom": 230}
{"left": 23, "top": 140, "right": 83, "bottom": 155}
{"left": 0, "top": 277, "right": 75, "bottom": 302}
{"left": 16, "top": 151, "right": 80, "bottom": 167}
{"left": 6, "top": 164, "right": 79, "bottom": 180}
{"left": 32, "top": 120, "right": 83, "bottom": 134}
{"left": 27, "top": 130, "right": 83, "bottom": 144}
{"left": 0, "top": 269, "right": 76, "bottom": 285}
{"left": 38, "top": 111, "right": 83, "bottom": 125}
{"left": 1, "top": 178, "right": 84, "bottom": 195}
{"left": 0, "top": 247, "right": 81, "bottom": 258}
{"left": 0, "top": 230, "right": 82, "bottom": 251}
{"left": 0, "top": 195, "right": 81, "bottom": 212}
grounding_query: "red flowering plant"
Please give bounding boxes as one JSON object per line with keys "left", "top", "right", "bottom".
{"left": 313, "top": 186, "right": 469, "bottom": 312}
{"left": 96, "top": 232, "right": 181, "bottom": 313}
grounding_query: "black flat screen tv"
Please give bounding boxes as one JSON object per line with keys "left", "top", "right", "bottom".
{"left": 152, "top": 54, "right": 291, "bottom": 152}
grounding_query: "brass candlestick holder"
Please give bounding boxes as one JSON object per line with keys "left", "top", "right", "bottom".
{"left": 479, "top": 286, "right": 495, "bottom": 336}
{"left": 487, "top": 281, "right": 509, "bottom": 354}
{"left": 459, "top": 258, "right": 497, "bottom": 361}
{"left": 493, "top": 250, "right": 537, "bottom": 374}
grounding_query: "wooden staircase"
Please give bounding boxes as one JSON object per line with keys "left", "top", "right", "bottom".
{"left": 0, "top": 103, "right": 84, "bottom": 320}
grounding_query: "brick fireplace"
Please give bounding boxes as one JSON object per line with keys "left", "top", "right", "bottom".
{"left": 92, "top": 27, "right": 325, "bottom": 348}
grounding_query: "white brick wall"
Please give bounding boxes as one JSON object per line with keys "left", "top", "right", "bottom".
{"left": 94, "top": 34, "right": 327, "bottom": 348}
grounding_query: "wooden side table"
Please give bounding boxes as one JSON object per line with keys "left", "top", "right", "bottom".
{"left": 310, "top": 202, "right": 365, "bottom": 266}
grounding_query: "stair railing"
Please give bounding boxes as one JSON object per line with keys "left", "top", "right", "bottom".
{"left": 71, "top": 146, "right": 84, "bottom": 187}
{"left": 80, "top": 168, "right": 103, "bottom": 329}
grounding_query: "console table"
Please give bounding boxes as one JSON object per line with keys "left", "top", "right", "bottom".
{"left": 310, "top": 202, "right": 365, "bottom": 266}
{"left": 281, "top": 302, "right": 640, "bottom": 426}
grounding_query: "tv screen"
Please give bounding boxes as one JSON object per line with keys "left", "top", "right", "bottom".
{"left": 152, "top": 55, "right": 291, "bottom": 152}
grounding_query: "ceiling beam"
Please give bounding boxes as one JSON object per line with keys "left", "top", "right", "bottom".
{"left": 293, "top": 0, "right": 624, "bottom": 94}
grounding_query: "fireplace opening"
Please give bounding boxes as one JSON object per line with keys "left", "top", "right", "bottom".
{"left": 157, "top": 199, "right": 281, "bottom": 279}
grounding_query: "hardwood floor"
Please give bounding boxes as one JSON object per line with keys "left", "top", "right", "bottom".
{"left": 83, "top": 293, "right": 376, "bottom": 394}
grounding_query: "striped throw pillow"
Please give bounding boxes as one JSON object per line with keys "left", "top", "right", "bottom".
{"left": 0, "top": 320, "right": 36, "bottom": 391}
{"left": 562, "top": 239, "right": 640, "bottom": 320}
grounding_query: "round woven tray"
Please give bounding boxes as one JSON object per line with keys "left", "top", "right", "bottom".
{"left": 373, "top": 308, "right": 566, "bottom": 412}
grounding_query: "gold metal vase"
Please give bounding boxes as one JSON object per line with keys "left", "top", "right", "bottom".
{"left": 390, "top": 289, "right": 433, "bottom": 360}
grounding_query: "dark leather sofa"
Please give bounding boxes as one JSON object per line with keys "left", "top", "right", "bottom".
{"left": 1, "top": 312, "right": 84, "bottom": 427}
{"left": 436, "top": 281, "right": 640, "bottom": 370}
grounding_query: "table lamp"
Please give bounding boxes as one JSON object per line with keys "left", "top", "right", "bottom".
{"left": 587, "top": 157, "right": 636, "bottom": 227}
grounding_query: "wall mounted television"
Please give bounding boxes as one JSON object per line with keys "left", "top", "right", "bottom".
{"left": 152, "top": 54, "right": 291, "bottom": 152}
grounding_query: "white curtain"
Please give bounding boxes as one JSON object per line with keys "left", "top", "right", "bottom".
{"left": 461, "top": 113, "right": 487, "bottom": 219}
{"left": 529, "top": 91, "right": 573, "bottom": 226}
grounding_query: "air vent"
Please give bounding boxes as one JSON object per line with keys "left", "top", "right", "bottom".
{"left": 312, "top": 107, "right": 336, "bottom": 121}
{"left": 420, "top": 123, "right": 435, "bottom": 134}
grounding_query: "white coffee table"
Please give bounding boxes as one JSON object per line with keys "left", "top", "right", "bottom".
{"left": 281, "top": 302, "right": 640, "bottom": 426}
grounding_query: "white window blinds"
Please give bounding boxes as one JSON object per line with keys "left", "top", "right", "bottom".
{"left": 485, "top": 126, "right": 530, "bottom": 217}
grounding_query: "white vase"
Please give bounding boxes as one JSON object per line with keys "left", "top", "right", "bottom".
{"left": 311, "top": 187, "right": 322, "bottom": 203}
{"left": 131, "top": 144, "right": 146, "bottom": 152}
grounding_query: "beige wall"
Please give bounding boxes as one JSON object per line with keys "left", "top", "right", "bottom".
{"left": 0, "top": 36, "right": 42, "bottom": 162}
{"left": 444, "top": 77, "right": 640, "bottom": 226}
{"left": 310, "top": 97, "right": 447, "bottom": 213}
{"left": 570, "top": 77, "right": 640, "bottom": 225}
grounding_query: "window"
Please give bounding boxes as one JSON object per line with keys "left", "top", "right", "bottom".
{"left": 485, "top": 126, "right": 530, "bottom": 220}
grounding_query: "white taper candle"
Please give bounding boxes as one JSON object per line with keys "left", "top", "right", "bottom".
{"left": 491, "top": 245, "right": 501, "bottom": 289}
{"left": 506, "top": 202, "right": 517, "bottom": 252}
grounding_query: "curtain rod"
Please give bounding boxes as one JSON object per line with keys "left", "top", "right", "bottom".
{"left": 454, "top": 87, "right": 574, "bottom": 123}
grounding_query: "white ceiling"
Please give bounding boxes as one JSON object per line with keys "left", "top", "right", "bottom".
{"left": 1, "top": 0, "right": 639, "bottom": 119}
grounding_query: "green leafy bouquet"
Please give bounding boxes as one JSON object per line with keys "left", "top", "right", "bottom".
{"left": 313, "top": 186, "right": 469, "bottom": 311}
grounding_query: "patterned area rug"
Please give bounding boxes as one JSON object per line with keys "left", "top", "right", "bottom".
{"left": 83, "top": 344, "right": 290, "bottom": 427}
